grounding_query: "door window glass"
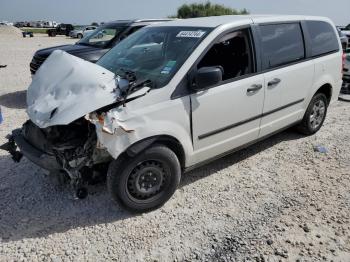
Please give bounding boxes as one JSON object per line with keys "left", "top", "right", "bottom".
{"left": 260, "top": 23, "right": 305, "bottom": 69}
{"left": 198, "top": 28, "right": 254, "bottom": 81}
{"left": 78, "top": 26, "right": 126, "bottom": 47}
{"left": 306, "top": 21, "right": 339, "bottom": 57}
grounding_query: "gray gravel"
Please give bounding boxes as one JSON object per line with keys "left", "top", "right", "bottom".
{"left": 0, "top": 32, "right": 349, "bottom": 261}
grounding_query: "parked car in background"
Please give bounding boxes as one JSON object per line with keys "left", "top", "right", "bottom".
{"left": 30, "top": 19, "right": 172, "bottom": 74}
{"left": 341, "top": 24, "right": 350, "bottom": 38}
{"left": 14, "top": 22, "right": 27, "bottom": 27}
{"left": 47, "top": 23, "right": 74, "bottom": 37}
{"left": 0, "top": 106, "right": 3, "bottom": 124}
{"left": 337, "top": 28, "right": 348, "bottom": 50}
{"left": 9, "top": 15, "right": 342, "bottom": 212}
{"left": 342, "top": 53, "right": 350, "bottom": 94}
{"left": 82, "top": 30, "right": 95, "bottom": 38}
{"left": 43, "top": 21, "right": 58, "bottom": 28}
{"left": 0, "top": 21, "right": 13, "bottom": 26}
{"left": 69, "top": 25, "right": 97, "bottom": 38}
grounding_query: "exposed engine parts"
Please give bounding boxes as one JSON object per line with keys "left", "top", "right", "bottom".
{"left": 3, "top": 118, "right": 111, "bottom": 199}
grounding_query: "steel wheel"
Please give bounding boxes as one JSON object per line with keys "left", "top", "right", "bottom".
{"left": 127, "top": 160, "right": 167, "bottom": 200}
{"left": 107, "top": 144, "right": 181, "bottom": 212}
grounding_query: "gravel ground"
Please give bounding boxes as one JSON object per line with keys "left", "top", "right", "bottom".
{"left": 0, "top": 31, "right": 349, "bottom": 262}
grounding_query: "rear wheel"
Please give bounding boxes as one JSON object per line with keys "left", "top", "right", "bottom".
{"left": 107, "top": 145, "right": 181, "bottom": 213}
{"left": 297, "top": 93, "right": 328, "bottom": 135}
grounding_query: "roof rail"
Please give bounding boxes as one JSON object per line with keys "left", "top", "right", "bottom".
{"left": 133, "top": 19, "right": 174, "bottom": 23}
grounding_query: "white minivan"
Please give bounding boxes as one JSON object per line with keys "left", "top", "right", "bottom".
{"left": 3, "top": 15, "right": 343, "bottom": 212}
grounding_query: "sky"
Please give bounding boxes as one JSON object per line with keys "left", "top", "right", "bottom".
{"left": 0, "top": 0, "right": 349, "bottom": 26}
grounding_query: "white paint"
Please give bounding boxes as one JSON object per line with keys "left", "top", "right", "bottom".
{"left": 27, "top": 50, "right": 120, "bottom": 128}
{"left": 25, "top": 15, "right": 343, "bottom": 168}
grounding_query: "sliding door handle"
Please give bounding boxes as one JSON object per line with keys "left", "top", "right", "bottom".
{"left": 267, "top": 78, "right": 281, "bottom": 87}
{"left": 247, "top": 84, "right": 262, "bottom": 93}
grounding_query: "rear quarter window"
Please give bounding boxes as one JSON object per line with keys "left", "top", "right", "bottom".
{"left": 259, "top": 23, "right": 305, "bottom": 70}
{"left": 306, "top": 21, "right": 339, "bottom": 57}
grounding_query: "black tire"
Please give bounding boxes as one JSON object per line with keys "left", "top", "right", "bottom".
{"left": 297, "top": 93, "right": 328, "bottom": 135}
{"left": 107, "top": 144, "right": 181, "bottom": 213}
{"left": 77, "top": 33, "right": 83, "bottom": 39}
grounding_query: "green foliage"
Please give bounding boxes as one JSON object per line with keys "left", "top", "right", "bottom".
{"left": 173, "top": 1, "right": 249, "bottom": 19}
{"left": 20, "top": 28, "right": 48, "bottom": 34}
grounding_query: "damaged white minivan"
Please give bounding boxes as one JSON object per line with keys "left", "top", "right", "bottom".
{"left": 2, "top": 15, "right": 343, "bottom": 212}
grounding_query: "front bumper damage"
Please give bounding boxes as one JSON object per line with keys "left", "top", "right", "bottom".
{"left": 7, "top": 129, "right": 60, "bottom": 170}
{"left": 1, "top": 50, "right": 150, "bottom": 198}
{"left": 2, "top": 119, "right": 113, "bottom": 199}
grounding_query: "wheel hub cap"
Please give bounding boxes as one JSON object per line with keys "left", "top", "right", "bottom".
{"left": 310, "top": 100, "right": 325, "bottom": 129}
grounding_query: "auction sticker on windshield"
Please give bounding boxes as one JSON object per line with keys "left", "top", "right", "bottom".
{"left": 176, "top": 31, "right": 205, "bottom": 38}
{"left": 161, "top": 60, "right": 176, "bottom": 74}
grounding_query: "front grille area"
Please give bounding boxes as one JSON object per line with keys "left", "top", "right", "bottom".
{"left": 22, "top": 120, "right": 54, "bottom": 154}
{"left": 30, "top": 55, "right": 46, "bottom": 74}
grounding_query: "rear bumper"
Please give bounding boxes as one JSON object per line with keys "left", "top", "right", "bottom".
{"left": 12, "top": 129, "right": 61, "bottom": 171}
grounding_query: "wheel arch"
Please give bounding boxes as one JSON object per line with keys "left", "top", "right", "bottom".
{"left": 315, "top": 83, "right": 333, "bottom": 105}
{"left": 122, "top": 135, "right": 186, "bottom": 170}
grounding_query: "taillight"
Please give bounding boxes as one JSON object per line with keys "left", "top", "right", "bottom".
{"left": 342, "top": 52, "right": 346, "bottom": 75}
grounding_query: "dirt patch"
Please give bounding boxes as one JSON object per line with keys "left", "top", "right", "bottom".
{"left": 0, "top": 25, "right": 22, "bottom": 36}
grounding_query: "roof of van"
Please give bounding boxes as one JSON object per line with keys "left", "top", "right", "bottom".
{"left": 103, "top": 19, "right": 174, "bottom": 26}
{"left": 149, "top": 15, "right": 332, "bottom": 28}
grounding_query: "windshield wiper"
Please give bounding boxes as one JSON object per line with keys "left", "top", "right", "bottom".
{"left": 77, "top": 42, "right": 90, "bottom": 46}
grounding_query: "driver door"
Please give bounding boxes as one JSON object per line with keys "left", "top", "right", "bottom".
{"left": 191, "top": 28, "right": 265, "bottom": 163}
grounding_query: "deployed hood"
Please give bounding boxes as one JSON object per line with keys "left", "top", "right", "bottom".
{"left": 27, "top": 50, "right": 121, "bottom": 128}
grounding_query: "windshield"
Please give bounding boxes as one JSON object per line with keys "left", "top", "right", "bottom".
{"left": 77, "top": 25, "right": 127, "bottom": 48}
{"left": 97, "top": 26, "right": 211, "bottom": 89}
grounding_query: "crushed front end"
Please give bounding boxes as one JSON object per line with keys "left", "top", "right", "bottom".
{"left": 3, "top": 118, "right": 112, "bottom": 198}
{"left": 1, "top": 50, "right": 151, "bottom": 198}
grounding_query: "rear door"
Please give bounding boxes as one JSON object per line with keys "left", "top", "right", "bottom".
{"left": 256, "top": 22, "right": 314, "bottom": 137}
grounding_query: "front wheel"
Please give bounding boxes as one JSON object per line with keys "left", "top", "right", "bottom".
{"left": 107, "top": 145, "right": 181, "bottom": 213}
{"left": 297, "top": 93, "right": 328, "bottom": 135}
{"left": 77, "top": 33, "right": 83, "bottom": 39}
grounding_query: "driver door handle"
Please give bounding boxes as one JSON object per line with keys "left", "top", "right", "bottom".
{"left": 267, "top": 78, "right": 281, "bottom": 87}
{"left": 247, "top": 84, "right": 263, "bottom": 93}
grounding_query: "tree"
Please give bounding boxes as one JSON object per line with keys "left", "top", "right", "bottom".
{"left": 172, "top": 2, "right": 249, "bottom": 19}
{"left": 91, "top": 22, "right": 99, "bottom": 26}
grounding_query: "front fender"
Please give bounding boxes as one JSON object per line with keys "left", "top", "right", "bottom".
{"left": 90, "top": 96, "right": 194, "bottom": 167}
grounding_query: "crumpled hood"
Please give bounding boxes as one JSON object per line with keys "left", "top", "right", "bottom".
{"left": 27, "top": 50, "right": 120, "bottom": 128}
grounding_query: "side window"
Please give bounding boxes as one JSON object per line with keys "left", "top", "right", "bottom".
{"left": 121, "top": 26, "right": 144, "bottom": 40}
{"left": 306, "top": 21, "right": 339, "bottom": 57}
{"left": 260, "top": 23, "right": 305, "bottom": 69}
{"left": 198, "top": 28, "right": 254, "bottom": 81}
{"left": 127, "top": 26, "right": 144, "bottom": 36}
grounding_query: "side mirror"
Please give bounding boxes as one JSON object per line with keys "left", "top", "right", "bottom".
{"left": 192, "top": 66, "right": 223, "bottom": 91}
